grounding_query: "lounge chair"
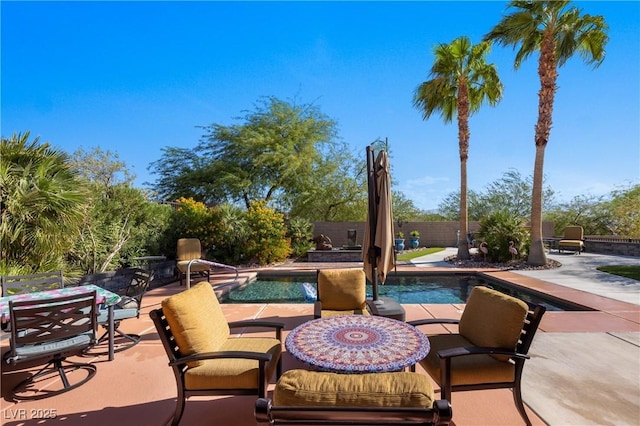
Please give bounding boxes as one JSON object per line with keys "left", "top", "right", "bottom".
{"left": 175, "top": 238, "right": 210, "bottom": 286}
{"left": 558, "top": 226, "right": 585, "bottom": 254}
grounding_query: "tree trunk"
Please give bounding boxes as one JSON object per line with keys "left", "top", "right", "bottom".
{"left": 457, "top": 79, "right": 470, "bottom": 260}
{"left": 527, "top": 30, "right": 557, "bottom": 266}
{"left": 457, "top": 157, "right": 470, "bottom": 260}
{"left": 528, "top": 144, "right": 547, "bottom": 265}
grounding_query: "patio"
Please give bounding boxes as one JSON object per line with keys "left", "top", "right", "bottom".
{"left": 1, "top": 253, "right": 639, "bottom": 425}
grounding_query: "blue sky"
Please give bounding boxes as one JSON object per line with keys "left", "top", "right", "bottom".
{"left": 2, "top": 1, "right": 639, "bottom": 211}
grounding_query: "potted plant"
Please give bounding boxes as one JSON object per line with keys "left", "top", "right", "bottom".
{"left": 395, "top": 231, "right": 405, "bottom": 251}
{"left": 409, "top": 230, "right": 420, "bottom": 248}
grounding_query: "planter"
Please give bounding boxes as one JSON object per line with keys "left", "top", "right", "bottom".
{"left": 409, "top": 237, "right": 420, "bottom": 248}
{"left": 394, "top": 238, "right": 405, "bottom": 251}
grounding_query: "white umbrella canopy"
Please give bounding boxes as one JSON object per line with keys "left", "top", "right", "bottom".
{"left": 362, "top": 147, "right": 395, "bottom": 302}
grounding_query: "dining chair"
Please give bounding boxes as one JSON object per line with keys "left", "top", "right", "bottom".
{"left": 95, "top": 268, "right": 153, "bottom": 352}
{"left": 149, "top": 282, "right": 283, "bottom": 425}
{"left": 314, "top": 268, "right": 370, "bottom": 318}
{"left": 175, "top": 238, "right": 210, "bottom": 286}
{"left": 409, "top": 285, "right": 546, "bottom": 426}
{"left": 4, "top": 291, "right": 98, "bottom": 400}
{"left": 1, "top": 271, "right": 63, "bottom": 296}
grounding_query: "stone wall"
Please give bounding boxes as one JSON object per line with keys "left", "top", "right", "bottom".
{"left": 585, "top": 239, "right": 640, "bottom": 257}
{"left": 312, "top": 221, "right": 555, "bottom": 248}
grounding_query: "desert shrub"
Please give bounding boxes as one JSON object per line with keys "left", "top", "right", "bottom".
{"left": 475, "top": 211, "right": 529, "bottom": 262}
{"left": 288, "top": 217, "right": 314, "bottom": 258}
{"left": 244, "top": 202, "right": 291, "bottom": 265}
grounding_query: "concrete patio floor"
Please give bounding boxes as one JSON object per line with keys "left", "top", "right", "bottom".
{"left": 1, "top": 249, "right": 639, "bottom": 425}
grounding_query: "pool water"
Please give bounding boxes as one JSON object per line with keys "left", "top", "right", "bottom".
{"left": 219, "top": 273, "right": 587, "bottom": 312}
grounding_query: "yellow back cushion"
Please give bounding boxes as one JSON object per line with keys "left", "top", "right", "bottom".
{"left": 459, "top": 286, "right": 529, "bottom": 361}
{"left": 161, "top": 282, "right": 229, "bottom": 366}
{"left": 177, "top": 238, "right": 202, "bottom": 261}
{"left": 317, "top": 269, "right": 367, "bottom": 311}
{"left": 563, "top": 226, "right": 584, "bottom": 240}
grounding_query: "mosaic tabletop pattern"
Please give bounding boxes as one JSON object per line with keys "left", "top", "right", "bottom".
{"left": 286, "top": 314, "right": 430, "bottom": 373}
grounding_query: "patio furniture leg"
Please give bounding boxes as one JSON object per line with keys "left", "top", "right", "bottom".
{"left": 513, "top": 374, "right": 532, "bottom": 426}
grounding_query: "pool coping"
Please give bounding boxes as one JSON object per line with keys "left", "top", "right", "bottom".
{"left": 210, "top": 265, "right": 640, "bottom": 333}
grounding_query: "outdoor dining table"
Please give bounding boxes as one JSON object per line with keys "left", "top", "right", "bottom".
{"left": 0, "top": 284, "right": 121, "bottom": 361}
{"left": 285, "top": 314, "right": 430, "bottom": 373}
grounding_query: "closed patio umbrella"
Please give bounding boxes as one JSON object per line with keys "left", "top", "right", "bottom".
{"left": 362, "top": 145, "right": 395, "bottom": 303}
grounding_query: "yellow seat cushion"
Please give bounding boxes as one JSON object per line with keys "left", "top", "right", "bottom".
{"left": 458, "top": 286, "right": 528, "bottom": 361}
{"left": 176, "top": 260, "right": 210, "bottom": 273}
{"left": 317, "top": 269, "right": 367, "bottom": 311}
{"left": 185, "top": 337, "right": 282, "bottom": 390}
{"left": 161, "top": 282, "right": 230, "bottom": 367}
{"left": 274, "top": 369, "right": 434, "bottom": 408}
{"left": 559, "top": 240, "right": 584, "bottom": 248}
{"left": 419, "top": 333, "right": 515, "bottom": 386}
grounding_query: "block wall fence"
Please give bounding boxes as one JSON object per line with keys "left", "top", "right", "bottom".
{"left": 312, "top": 222, "right": 639, "bottom": 257}
{"left": 311, "top": 221, "right": 555, "bottom": 248}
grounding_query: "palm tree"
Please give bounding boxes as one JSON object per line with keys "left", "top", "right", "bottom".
{"left": 0, "top": 132, "right": 87, "bottom": 275}
{"left": 413, "top": 36, "right": 503, "bottom": 260}
{"left": 485, "top": 1, "right": 608, "bottom": 265}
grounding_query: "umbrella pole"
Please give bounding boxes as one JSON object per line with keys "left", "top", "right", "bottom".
{"left": 366, "top": 145, "right": 382, "bottom": 303}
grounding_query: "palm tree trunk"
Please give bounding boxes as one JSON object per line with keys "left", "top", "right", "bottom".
{"left": 528, "top": 144, "right": 547, "bottom": 265}
{"left": 457, "top": 79, "right": 470, "bottom": 260}
{"left": 458, "top": 158, "right": 470, "bottom": 260}
{"left": 528, "top": 30, "right": 557, "bottom": 266}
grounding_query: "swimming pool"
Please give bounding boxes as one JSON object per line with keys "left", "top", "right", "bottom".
{"left": 218, "top": 272, "right": 590, "bottom": 312}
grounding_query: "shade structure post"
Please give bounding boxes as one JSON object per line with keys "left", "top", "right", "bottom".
{"left": 366, "top": 145, "right": 380, "bottom": 302}
{"left": 363, "top": 145, "right": 395, "bottom": 305}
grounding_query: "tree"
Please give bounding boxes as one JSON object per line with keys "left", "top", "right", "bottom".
{"left": 0, "top": 132, "right": 87, "bottom": 275}
{"left": 197, "top": 96, "right": 337, "bottom": 209}
{"left": 608, "top": 184, "right": 640, "bottom": 238}
{"left": 286, "top": 141, "right": 367, "bottom": 222}
{"left": 485, "top": 0, "right": 608, "bottom": 265}
{"left": 414, "top": 36, "right": 503, "bottom": 259}
{"left": 70, "top": 147, "right": 172, "bottom": 273}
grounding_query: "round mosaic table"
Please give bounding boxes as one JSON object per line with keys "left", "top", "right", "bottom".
{"left": 285, "top": 315, "right": 430, "bottom": 373}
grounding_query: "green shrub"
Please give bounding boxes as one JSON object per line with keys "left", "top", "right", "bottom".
{"left": 476, "top": 211, "right": 530, "bottom": 262}
{"left": 244, "top": 202, "right": 291, "bottom": 265}
{"left": 288, "top": 217, "right": 313, "bottom": 258}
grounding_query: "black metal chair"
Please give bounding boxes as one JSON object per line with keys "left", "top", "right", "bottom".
{"left": 1, "top": 271, "right": 63, "bottom": 296}
{"left": 149, "top": 282, "right": 283, "bottom": 425}
{"left": 4, "top": 291, "right": 98, "bottom": 400}
{"left": 409, "top": 286, "right": 546, "bottom": 426}
{"left": 95, "top": 268, "right": 153, "bottom": 352}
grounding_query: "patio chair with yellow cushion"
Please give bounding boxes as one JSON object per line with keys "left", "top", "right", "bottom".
{"left": 175, "top": 238, "right": 210, "bottom": 286}
{"left": 315, "top": 269, "right": 371, "bottom": 318}
{"left": 558, "top": 225, "right": 585, "bottom": 254}
{"left": 256, "top": 369, "right": 452, "bottom": 425}
{"left": 409, "top": 286, "right": 546, "bottom": 426}
{"left": 149, "top": 282, "right": 283, "bottom": 426}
